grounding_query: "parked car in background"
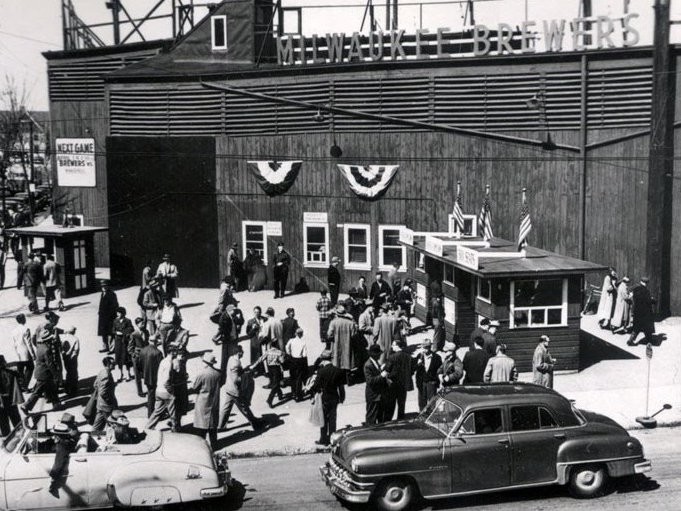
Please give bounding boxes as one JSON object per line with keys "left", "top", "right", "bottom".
{"left": 321, "top": 383, "right": 651, "bottom": 511}
{"left": 0, "top": 415, "right": 231, "bottom": 510}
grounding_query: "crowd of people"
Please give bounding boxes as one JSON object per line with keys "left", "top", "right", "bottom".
{"left": 596, "top": 268, "right": 657, "bottom": 346}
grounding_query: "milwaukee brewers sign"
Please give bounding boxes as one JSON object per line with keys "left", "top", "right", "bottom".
{"left": 277, "top": 13, "right": 639, "bottom": 66}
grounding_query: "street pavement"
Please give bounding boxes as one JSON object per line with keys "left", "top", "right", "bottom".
{"left": 226, "top": 426, "right": 679, "bottom": 511}
{"left": 1, "top": 250, "right": 680, "bottom": 458}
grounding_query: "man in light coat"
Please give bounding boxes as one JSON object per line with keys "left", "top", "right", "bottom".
{"left": 372, "top": 304, "right": 399, "bottom": 363}
{"left": 93, "top": 357, "right": 118, "bottom": 431}
{"left": 358, "top": 305, "right": 374, "bottom": 347}
{"left": 12, "top": 313, "right": 34, "bottom": 388}
{"left": 156, "top": 253, "right": 179, "bottom": 298}
{"left": 484, "top": 344, "right": 518, "bottom": 383}
{"left": 192, "top": 352, "right": 222, "bottom": 448}
{"left": 218, "top": 346, "right": 263, "bottom": 430}
{"left": 532, "top": 335, "right": 555, "bottom": 388}
{"left": 43, "top": 255, "right": 58, "bottom": 312}
{"left": 327, "top": 303, "right": 358, "bottom": 375}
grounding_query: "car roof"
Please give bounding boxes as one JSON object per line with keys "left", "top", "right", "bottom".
{"left": 443, "top": 383, "right": 569, "bottom": 410}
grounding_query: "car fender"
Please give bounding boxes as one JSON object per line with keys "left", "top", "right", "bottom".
{"left": 555, "top": 435, "right": 642, "bottom": 483}
{"left": 108, "top": 460, "right": 220, "bottom": 507}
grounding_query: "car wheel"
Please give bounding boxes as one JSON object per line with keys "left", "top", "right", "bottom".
{"left": 569, "top": 464, "right": 608, "bottom": 498}
{"left": 373, "top": 478, "right": 416, "bottom": 511}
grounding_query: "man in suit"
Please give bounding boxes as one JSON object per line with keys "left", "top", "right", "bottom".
{"left": 98, "top": 280, "right": 119, "bottom": 353}
{"left": 372, "top": 304, "right": 400, "bottom": 363}
{"left": 24, "top": 253, "right": 44, "bottom": 313}
{"left": 93, "top": 357, "right": 118, "bottom": 431}
{"left": 22, "top": 328, "right": 61, "bottom": 413}
{"left": 312, "top": 350, "right": 346, "bottom": 446}
{"left": 192, "top": 352, "right": 222, "bottom": 448}
{"left": 281, "top": 307, "right": 299, "bottom": 346}
{"left": 43, "top": 254, "right": 58, "bottom": 312}
{"left": 369, "top": 272, "right": 392, "bottom": 315}
{"left": 364, "top": 344, "right": 388, "bottom": 425}
{"left": 156, "top": 253, "right": 179, "bottom": 298}
{"left": 384, "top": 339, "right": 413, "bottom": 421}
{"left": 272, "top": 242, "right": 290, "bottom": 299}
{"left": 484, "top": 344, "right": 518, "bottom": 383}
{"left": 413, "top": 338, "right": 442, "bottom": 411}
{"left": 139, "top": 336, "right": 164, "bottom": 417}
{"left": 327, "top": 256, "right": 342, "bottom": 306}
{"left": 219, "top": 346, "right": 263, "bottom": 430}
{"left": 462, "top": 336, "right": 490, "bottom": 384}
{"left": 246, "top": 306, "right": 265, "bottom": 365}
{"left": 627, "top": 277, "right": 656, "bottom": 346}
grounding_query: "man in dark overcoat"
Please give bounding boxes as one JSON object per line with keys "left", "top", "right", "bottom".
{"left": 139, "top": 336, "right": 164, "bottom": 417}
{"left": 327, "top": 256, "right": 342, "bottom": 306}
{"left": 384, "top": 339, "right": 414, "bottom": 421}
{"left": 97, "top": 280, "right": 119, "bottom": 353}
{"left": 92, "top": 357, "right": 118, "bottom": 431}
{"left": 363, "top": 344, "right": 388, "bottom": 425}
{"left": 627, "top": 277, "right": 656, "bottom": 346}
{"left": 272, "top": 242, "right": 291, "bottom": 299}
{"left": 414, "top": 338, "right": 442, "bottom": 411}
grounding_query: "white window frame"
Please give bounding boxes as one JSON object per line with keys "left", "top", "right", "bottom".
{"left": 211, "top": 15, "right": 228, "bottom": 50}
{"left": 378, "top": 224, "right": 407, "bottom": 272}
{"left": 242, "top": 221, "right": 268, "bottom": 264}
{"left": 303, "top": 221, "right": 329, "bottom": 268}
{"left": 343, "top": 223, "right": 371, "bottom": 271}
{"left": 477, "top": 277, "right": 492, "bottom": 304}
{"left": 448, "top": 213, "right": 478, "bottom": 237}
{"left": 509, "top": 278, "right": 568, "bottom": 329}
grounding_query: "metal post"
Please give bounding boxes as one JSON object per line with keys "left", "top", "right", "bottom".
{"left": 468, "top": 0, "right": 475, "bottom": 25}
{"left": 645, "top": 355, "right": 651, "bottom": 416}
{"left": 581, "top": 0, "right": 592, "bottom": 46}
{"left": 385, "top": 0, "right": 391, "bottom": 32}
{"left": 392, "top": 0, "right": 398, "bottom": 29}
{"left": 108, "top": 0, "right": 121, "bottom": 45}
{"left": 578, "top": 54, "right": 588, "bottom": 260}
{"left": 29, "top": 121, "right": 35, "bottom": 214}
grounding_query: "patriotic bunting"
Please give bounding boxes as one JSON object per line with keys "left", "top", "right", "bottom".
{"left": 452, "top": 181, "right": 465, "bottom": 235}
{"left": 247, "top": 160, "right": 303, "bottom": 196}
{"left": 517, "top": 188, "right": 532, "bottom": 251}
{"left": 478, "top": 184, "right": 494, "bottom": 241}
{"left": 337, "top": 164, "right": 400, "bottom": 200}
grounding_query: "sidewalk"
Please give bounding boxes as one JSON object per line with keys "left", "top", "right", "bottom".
{"left": 1, "top": 257, "right": 680, "bottom": 458}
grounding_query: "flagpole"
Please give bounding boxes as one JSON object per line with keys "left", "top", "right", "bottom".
{"left": 454, "top": 180, "right": 462, "bottom": 239}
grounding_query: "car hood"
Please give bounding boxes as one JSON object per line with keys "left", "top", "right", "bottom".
{"left": 161, "top": 432, "right": 215, "bottom": 469}
{"left": 338, "top": 420, "right": 441, "bottom": 460}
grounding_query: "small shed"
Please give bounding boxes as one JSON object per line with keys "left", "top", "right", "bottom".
{"left": 9, "top": 225, "right": 109, "bottom": 297}
{"left": 400, "top": 230, "right": 606, "bottom": 372}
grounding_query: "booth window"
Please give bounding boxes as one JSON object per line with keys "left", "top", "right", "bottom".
{"left": 304, "top": 222, "right": 328, "bottom": 267}
{"left": 211, "top": 15, "right": 228, "bottom": 50}
{"left": 73, "top": 240, "right": 87, "bottom": 290}
{"left": 379, "top": 225, "right": 406, "bottom": 271}
{"left": 443, "top": 263, "right": 454, "bottom": 284}
{"left": 477, "top": 278, "right": 492, "bottom": 303}
{"left": 343, "top": 224, "right": 371, "bottom": 270}
{"left": 510, "top": 278, "right": 567, "bottom": 328}
{"left": 242, "top": 221, "right": 267, "bottom": 264}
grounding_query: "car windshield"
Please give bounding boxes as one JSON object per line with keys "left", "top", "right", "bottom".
{"left": 2, "top": 423, "right": 25, "bottom": 452}
{"left": 417, "top": 397, "right": 463, "bottom": 435}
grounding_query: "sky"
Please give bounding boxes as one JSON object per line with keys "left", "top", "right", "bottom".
{"left": 1, "top": 0, "right": 680, "bottom": 111}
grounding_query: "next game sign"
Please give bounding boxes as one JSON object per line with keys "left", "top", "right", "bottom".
{"left": 56, "top": 138, "right": 96, "bottom": 187}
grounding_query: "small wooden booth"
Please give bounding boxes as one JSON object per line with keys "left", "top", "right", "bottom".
{"left": 400, "top": 228, "right": 606, "bottom": 372}
{"left": 10, "top": 225, "right": 109, "bottom": 297}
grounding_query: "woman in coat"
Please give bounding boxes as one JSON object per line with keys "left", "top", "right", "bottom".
{"left": 611, "top": 277, "right": 631, "bottom": 334}
{"left": 596, "top": 268, "right": 617, "bottom": 329}
{"left": 98, "top": 280, "right": 119, "bottom": 353}
{"left": 112, "top": 307, "right": 134, "bottom": 382}
{"left": 192, "top": 352, "right": 221, "bottom": 448}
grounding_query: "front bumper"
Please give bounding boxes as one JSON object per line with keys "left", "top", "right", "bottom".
{"left": 319, "top": 462, "right": 372, "bottom": 504}
{"left": 634, "top": 460, "right": 652, "bottom": 474}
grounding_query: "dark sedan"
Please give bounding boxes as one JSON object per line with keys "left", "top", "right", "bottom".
{"left": 320, "top": 383, "right": 651, "bottom": 511}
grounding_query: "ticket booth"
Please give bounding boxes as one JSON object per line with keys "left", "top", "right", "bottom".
{"left": 9, "top": 225, "right": 108, "bottom": 297}
{"left": 400, "top": 229, "right": 606, "bottom": 372}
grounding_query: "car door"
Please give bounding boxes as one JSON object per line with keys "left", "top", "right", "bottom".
{"left": 450, "top": 407, "right": 512, "bottom": 493}
{"left": 508, "top": 405, "right": 564, "bottom": 485}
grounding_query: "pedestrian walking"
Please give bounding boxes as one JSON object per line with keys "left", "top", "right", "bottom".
{"left": 252, "top": 339, "right": 286, "bottom": 408}
{"left": 43, "top": 255, "right": 58, "bottom": 312}
{"left": 14, "top": 248, "right": 23, "bottom": 290}
{"left": 611, "top": 276, "right": 632, "bottom": 334}
{"left": 97, "top": 280, "right": 118, "bottom": 353}
{"left": 463, "top": 336, "right": 490, "bottom": 384}
{"left": 312, "top": 350, "right": 345, "bottom": 446}
{"left": 112, "top": 307, "right": 134, "bottom": 382}
{"left": 627, "top": 277, "right": 656, "bottom": 346}
{"left": 364, "top": 344, "right": 388, "bottom": 425}
{"left": 384, "top": 339, "right": 413, "bottom": 421}
{"left": 138, "top": 261, "right": 154, "bottom": 319}
{"left": 316, "top": 289, "right": 332, "bottom": 347}
{"left": 24, "top": 253, "right": 43, "bottom": 313}
{"left": 11, "top": 313, "right": 34, "bottom": 389}
{"left": 327, "top": 303, "right": 358, "bottom": 378}
{"left": 395, "top": 282, "right": 414, "bottom": 327}
{"left": 139, "top": 335, "right": 164, "bottom": 417}
{"left": 218, "top": 346, "right": 264, "bottom": 431}
{"left": 156, "top": 253, "right": 179, "bottom": 298}
{"left": 438, "top": 342, "right": 463, "bottom": 389}
{"left": 285, "top": 328, "right": 308, "bottom": 402}
{"left": 265, "top": 307, "right": 284, "bottom": 351}
{"left": 128, "top": 318, "right": 149, "bottom": 397}
{"left": 597, "top": 267, "right": 618, "bottom": 329}
{"left": 192, "top": 352, "right": 222, "bottom": 448}
{"left": 217, "top": 305, "right": 238, "bottom": 383}
{"left": 0, "top": 355, "right": 24, "bottom": 436}
{"left": 483, "top": 344, "right": 518, "bottom": 383}
{"left": 60, "top": 327, "right": 81, "bottom": 397}
{"left": 532, "top": 335, "right": 556, "bottom": 388}
{"left": 272, "top": 242, "right": 290, "bottom": 299}
{"left": 369, "top": 272, "right": 392, "bottom": 315}
{"left": 146, "top": 350, "right": 177, "bottom": 431}
{"left": 413, "top": 338, "right": 442, "bottom": 411}
{"left": 22, "top": 328, "right": 61, "bottom": 413}
{"left": 141, "top": 278, "right": 162, "bottom": 335}
{"left": 92, "top": 357, "right": 118, "bottom": 431}
{"left": 281, "top": 307, "right": 299, "bottom": 346}
{"left": 170, "top": 351, "right": 189, "bottom": 431}
{"left": 156, "top": 295, "right": 181, "bottom": 354}
{"left": 327, "top": 256, "right": 342, "bottom": 306}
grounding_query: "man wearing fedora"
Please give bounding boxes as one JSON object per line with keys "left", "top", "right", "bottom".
{"left": 157, "top": 253, "right": 179, "bottom": 298}
{"left": 98, "top": 280, "right": 119, "bottom": 353}
{"left": 327, "top": 303, "right": 358, "bottom": 381}
{"left": 272, "top": 242, "right": 290, "bottom": 299}
{"left": 364, "top": 344, "right": 389, "bottom": 425}
{"left": 139, "top": 335, "right": 164, "bottom": 417}
{"left": 93, "top": 357, "right": 118, "bottom": 432}
{"left": 48, "top": 413, "right": 79, "bottom": 497}
{"left": 413, "top": 338, "right": 442, "bottom": 411}
{"left": 311, "top": 350, "right": 345, "bottom": 446}
{"left": 438, "top": 342, "right": 463, "bottom": 389}
{"left": 193, "top": 352, "right": 222, "bottom": 448}
{"left": 627, "top": 277, "right": 656, "bottom": 346}
{"left": 327, "top": 256, "right": 342, "bottom": 306}
{"left": 23, "top": 327, "right": 61, "bottom": 413}
{"left": 141, "top": 277, "right": 163, "bottom": 335}
{"left": 219, "top": 346, "right": 263, "bottom": 431}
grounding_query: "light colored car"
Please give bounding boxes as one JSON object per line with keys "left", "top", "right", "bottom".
{"left": 0, "top": 415, "right": 231, "bottom": 510}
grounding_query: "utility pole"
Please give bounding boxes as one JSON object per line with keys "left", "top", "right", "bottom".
{"left": 646, "top": 0, "right": 674, "bottom": 318}
{"left": 106, "top": 0, "right": 122, "bottom": 45}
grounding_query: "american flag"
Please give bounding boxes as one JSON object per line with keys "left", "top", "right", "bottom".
{"left": 517, "top": 188, "right": 532, "bottom": 251}
{"left": 478, "top": 185, "right": 494, "bottom": 241}
{"left": 452, "top": 181, "right": 465, "bottom": 234}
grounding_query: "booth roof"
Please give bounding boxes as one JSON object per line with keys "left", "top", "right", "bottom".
{"left": 7, "top": 225, "right": 109, "bottom": 238}
{"left": 409, "top": 235, "right": 607, "bottom": 278}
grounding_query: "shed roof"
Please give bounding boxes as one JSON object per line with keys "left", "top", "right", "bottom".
{"left": 8, "top": 225, "right": 108, "bottom": 238}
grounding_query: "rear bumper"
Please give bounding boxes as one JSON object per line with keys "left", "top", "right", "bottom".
{"left": 200, "top": 471, "right": 232, "bottom": 499}
{"left": 319, "top": 463, "right": 372, "bottom": 504}
{"left": 634, "top": 460, "right": 652, "bottom": 474}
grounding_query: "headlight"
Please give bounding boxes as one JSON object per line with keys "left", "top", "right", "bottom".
{"left": 350, "top": 458, "right": 360, "bottom": 473}
{"left": 330, "top": 431, "right": 343, "bottom": 446}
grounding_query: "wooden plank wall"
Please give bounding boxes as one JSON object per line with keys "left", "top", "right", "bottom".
{"left": 50, "top": 100, "right": 110, "bottom": 266}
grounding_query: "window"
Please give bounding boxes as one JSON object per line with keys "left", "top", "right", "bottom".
{"left": 242, "top": 221, "right": 267, "bottom": 264}
{"left": 477, "top": 278, "right": 491, "bottom": 303}
{"left": 211, "top": 15, "right": 227, "bottom": 50}
{"left": 343, "top": 224, "right": 371, "bottom": 270}
{"left": 378, "top": 225, "right": 406, "bottom": 271}
{"left": 510, "top": 278, "right": 567, "bottom": 328}
{"left": 459, "top": 408, "right": 504, "bottom": 435}
{"left": 443, "top": 263, "right": 454, "bottom": 284}
{"left": 304, "top": 222, "right": 328, "bottom": 267}
{"left": 447, "top": 213, "right": 478, "bottom": 237}
{"left": 511, "top": 406, "right": 559, "bottom": 431}
{"left": 417, "top": 397, "right": 463, "bottom": 435}
{"left": 73, "top": 240, "right": 86, "bottom": 270}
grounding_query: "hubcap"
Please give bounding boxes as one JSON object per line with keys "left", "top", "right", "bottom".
{"left": 578, "top": 471, "right": 596, "bottom": 487}
{"left": 388, "top": 487, "right": 404, "bottom": 502}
